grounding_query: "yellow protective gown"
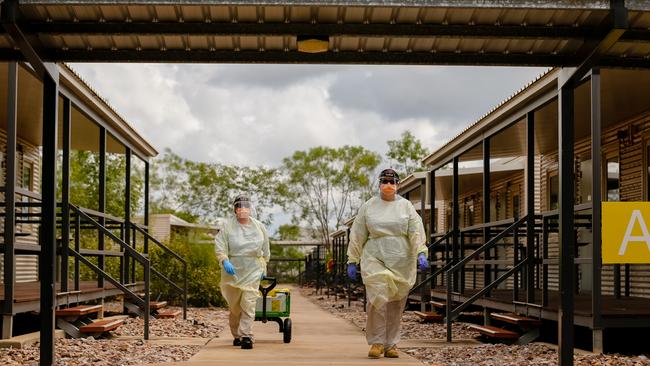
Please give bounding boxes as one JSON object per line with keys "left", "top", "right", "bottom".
{"left": 347, "top": 195, "right": 427, "bottom": 309}
{"left": 215, "top": 216, "right": 270, "bottom": 338}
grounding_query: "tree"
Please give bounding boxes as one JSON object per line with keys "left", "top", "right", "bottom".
{"left": 283, "top": 145, "right": 381, "bottom": 247}
{"left": 150, "top": 149, "right": 291, "bottom": 225}
{"left": 386, "top": 130, "right": 429, "bottom": 178}
{"left": 277, "top": 224, "right": 301, "bottom": 241}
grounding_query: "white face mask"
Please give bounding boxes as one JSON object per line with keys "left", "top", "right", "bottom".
{"left": 236, "top": 207, "right": 251, "bottom": 220}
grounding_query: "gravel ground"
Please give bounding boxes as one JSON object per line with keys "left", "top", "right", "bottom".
{"left": 403, "top": 343, "right": 650, "bottom": 366}
{"left": 0, "top": 338, "right": 201, "bottom": 366}
{"left": 0, "top": 306, "right": 229, "bottom": 365}
{"left": 115, "top": 306, "right": 229, "bottom": 338}
{"left": 302, "top": 286, "right": 650, "bottom": 366}
{"left": 300, "top": 288, "right": 479, "bottom": 340}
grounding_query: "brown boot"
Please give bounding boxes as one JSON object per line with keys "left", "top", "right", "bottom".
{"left": 368, "top": 344, "right": 384, "bottom": 359}
{"left": 384, "top": 345, "right": 399, "bottom": 358}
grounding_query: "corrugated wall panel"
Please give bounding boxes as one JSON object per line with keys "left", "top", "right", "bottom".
{"left": 0, "top": 128, "right": 41, "bottom": 285}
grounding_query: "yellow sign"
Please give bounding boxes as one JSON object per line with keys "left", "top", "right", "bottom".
{"left": 603, "top": 202, "right": 650, "bottom": 264}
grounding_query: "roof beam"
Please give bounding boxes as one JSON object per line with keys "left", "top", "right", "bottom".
{"left": 0, "top": 0, "right": 56, "bottom": 80}
{"left": 20, "top": 21, "right": 607, "bottom": 40}
{"left": 28, "top": 49, "right": 574, "bottom": 66}
{"left": 560, "top": 0, "right": 628, "bottom": 89}
{"left": 16, "top": 1, "right": 620, "bottom": 11}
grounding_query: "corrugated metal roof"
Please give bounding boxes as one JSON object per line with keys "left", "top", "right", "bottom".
{"left": 0, "top": 2, "right": 647, "bottom": 64}
{"left": 60, "top": 63, "right": 159, "bottom": 157}
{"left": 422, "top": 67, "right": 558, "bottom": 167}
{"left": 398, "top": 170, "right": 427, "bottom": 192}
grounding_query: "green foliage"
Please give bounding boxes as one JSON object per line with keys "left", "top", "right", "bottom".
{"left": 268, "top": 245, "right": 304, "bottom": 283}
{"left": 282, "top": 145, "right": 381, "bottom": 245}
{"left": 58, "top": 150, "right": 144, "bottom": 216}
{"left": 149, "top": 236, "right": 225, "bottom": 307}
{"left": 277, "top": 224, "right": 301, "bottom": 241}
{"left": 386, "top": 130, "right": 429, "bottom": 178}
{"left": 150, "top": 149, "right": 290, "bottom": 226}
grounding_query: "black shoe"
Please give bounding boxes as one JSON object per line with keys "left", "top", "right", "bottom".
{"left": 233, "top": 338, "right": 241, "bottom": 346}
{"left": 241, "top": 337, "right": 253, "bottom": 349}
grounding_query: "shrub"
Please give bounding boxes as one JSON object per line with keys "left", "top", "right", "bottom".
{"left": 150, "top": 237, "right": 225, "bottom": 307}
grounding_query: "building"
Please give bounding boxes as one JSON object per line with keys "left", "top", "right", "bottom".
{"left": 0, "top": 62, "right": 186, "bottom": 343}
{"left": 415, "top": 67, "right": 650, "bottom": 352}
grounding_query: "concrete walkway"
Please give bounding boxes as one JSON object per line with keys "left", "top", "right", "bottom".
{"left": 149, "top": 286, "right": 422, "bottom": 365}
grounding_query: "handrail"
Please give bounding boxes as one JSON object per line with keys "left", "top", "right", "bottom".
{"left": 446, "top": 260, "right": 527, "bottom": 321}
{"left": 133, "top": 224, "right": 185, "bottom": 262}
{"left": 459, "top": 217, "right": 515, "bottom": 233}
{"left": 69, "top": 248, "right": 146, "bottom": 307}
{"left": 0, "top": 186, "right": 43, "bottom": 201}
{"left": 71, "top": 205, "right": 146, "bottom": 264}
{"left": 66, "top": 209, "right": 151, "bottom": 341}
{"left": 444, "top": 215, "right": 530, "bottom": 342}
{"left": 150, "top": 266, "right": 184, "bottom": 293}
{"left": 132, "top": 223, "right": 188, "bottom": 320}
{"left": 540, "top": 202, "right": 593, "bottom": 218}
{"left": 428, "top": 230, "right": 453, "bottom": 250}
{"left": 449, "top": 216, "right": 528, "bottom": 273}
{"left": 75, "top": 206, "right": 124, "bottom": 224}
{"left": 409, "top": 261, "right": 453, "bottom": 294}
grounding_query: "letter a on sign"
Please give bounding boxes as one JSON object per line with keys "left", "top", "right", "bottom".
{"left": 618, "top": 210, "right": 650, "bottom": 255}
{"left": 603, "top": 202, "right": 650, "bottom": 264}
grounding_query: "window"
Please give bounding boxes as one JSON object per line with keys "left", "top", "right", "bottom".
{"left": 549, "top": 173, "right": 559, "bottom": 211}
{"left": 22, "top": 162, "right": 33, "bottom": 191}
{"left": 606, "top": 157, "right": 620, "bottom": 202}
{"left": 433, "top": 208, "right": 438, "bottom": 233}
{"left": 512, "top": 194, "right": 520, "bottom": 219}
{"left": 579, "top": 159, "right": 593, "bottom": 203}
{"left": 0, "top": 150, "right": 4, "bottom": 186}
{"left": 466, "top": 198, "right": 475, "bottom": 226}
{"left": 495, "top": 192, "right": 502, "bottom": 220}
{"left": 489, "top": 192, "right": 497, "bottom": 222}
{"left": 646, "top": 146, "right": 650, "bottom": 200}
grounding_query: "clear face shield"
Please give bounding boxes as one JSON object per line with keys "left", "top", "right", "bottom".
{"left": 233, "top": 197, "right": 257, "bottom": 221}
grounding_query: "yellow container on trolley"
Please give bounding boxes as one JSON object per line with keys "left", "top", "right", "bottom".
{"left": 256, "top": 278, "right": 292, "bottom": 343}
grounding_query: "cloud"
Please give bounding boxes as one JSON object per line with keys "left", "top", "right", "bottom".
{"left": 69, "top": 63, "right": 546, "bottom": 168}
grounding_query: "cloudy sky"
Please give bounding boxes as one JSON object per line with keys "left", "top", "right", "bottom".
{"left": 69, "top": 63, "right": 547, "bottom": 168}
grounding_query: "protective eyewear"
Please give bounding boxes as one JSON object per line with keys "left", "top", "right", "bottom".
{"left": 379, "top": 179, "right": 398, "bottom": 185}
{"left": 234, "top": 202, "right": 252, "bottom": 209}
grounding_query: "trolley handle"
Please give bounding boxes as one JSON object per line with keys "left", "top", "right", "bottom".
{"left": 259, "top": 276, "right": 277, "bottom": 323}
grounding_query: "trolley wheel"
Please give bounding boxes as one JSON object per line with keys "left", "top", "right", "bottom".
{"left": 283, "top": 318, "right": 292, "bottom": 343}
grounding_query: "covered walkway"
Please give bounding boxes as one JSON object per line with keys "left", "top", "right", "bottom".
{"left": 149, "top": 286, "right": 421, "bottom": 366}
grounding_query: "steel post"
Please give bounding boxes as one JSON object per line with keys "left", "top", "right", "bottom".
{"left": 558, "top": 73, "right": 576, "bottom": 366}
{"left": 39, "top": 66, "right": 59, "bottom": 366}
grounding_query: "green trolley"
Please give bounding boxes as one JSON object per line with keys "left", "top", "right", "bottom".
{"left": 255, "top": 277, "right": 292, "bottom": 343}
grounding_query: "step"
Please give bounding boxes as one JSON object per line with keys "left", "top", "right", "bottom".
{"left": 156, "top": 309, "right": 182, "bottom": 319}
{"left": 430, "top": 300, "right": 447, "bottom": 309}
{"left": 413, "top": 311, "right": 443, "bottom": 322}
{"left": 491, "top": 313, "right": 542, "bottom": 327}
{"left": 56, "top": 304, "right": 103, "bottom": 317}
{"left": 79, "top": 318, "right": 125, "bottom": 334}
{"left": 148, "top": 301, "right": 168, "bottom": 310}
{"left": 468, "top": 324, "right": 520, "bottom": 340}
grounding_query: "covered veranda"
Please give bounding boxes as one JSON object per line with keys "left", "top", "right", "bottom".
{"left": 2, "top": 1, "right": 650, "bottom": 365}
{"left": 421, "top": 66, "right": 650, "bottom": 352}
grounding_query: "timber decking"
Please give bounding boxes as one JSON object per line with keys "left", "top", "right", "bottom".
{"left": 55, "top": 304, "right": 103, "bottom": 317}
{"left": 431, "top": 288, "right": 650, "bottom": 319}
{"left": 468, "top": 324, "right": 520, "bottom": 339}
{"left": 1, "top": 281, "right": 146, "bottom": 314}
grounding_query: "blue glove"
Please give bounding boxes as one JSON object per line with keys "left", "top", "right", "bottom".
{"left": 418, "top": 253, "right": 429, "bottom": 271}
{"left": 347, "top": 263, "right": 357, "bottom": 281}
{"left": 222, "top": 259, "right": 236, "bottom": 276}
